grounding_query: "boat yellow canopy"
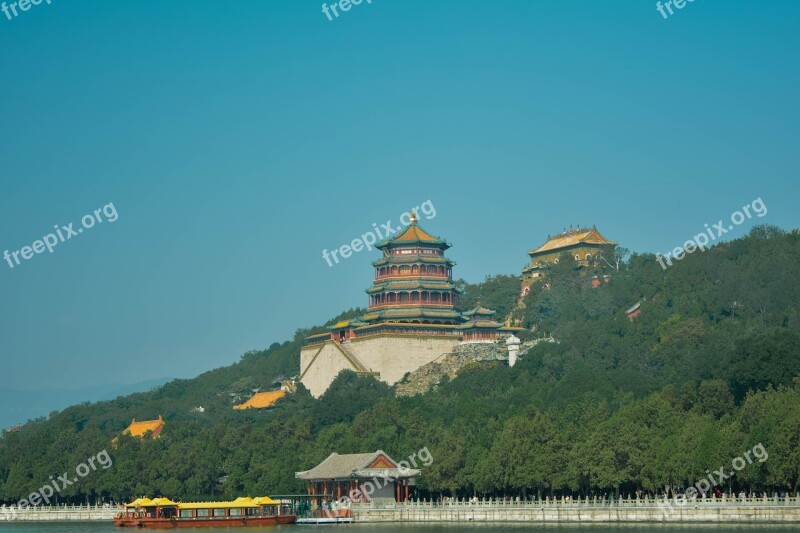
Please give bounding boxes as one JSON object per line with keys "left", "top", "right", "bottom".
{"left": 125, "top": 497, "right": 155, "bottom": 508}
{"left": 150, "top": 497, "right": 178, "bottom": 506}
{"left": 124, "top": 496, "right": 280, "bottom": 509}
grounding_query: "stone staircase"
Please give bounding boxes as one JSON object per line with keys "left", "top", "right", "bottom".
{"left": 331, "top": 340, "right": 380, "bottom": 378}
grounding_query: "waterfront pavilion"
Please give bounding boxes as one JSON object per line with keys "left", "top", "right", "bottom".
{"left": 295, "top": 450, "right": 419, "bottom": 506}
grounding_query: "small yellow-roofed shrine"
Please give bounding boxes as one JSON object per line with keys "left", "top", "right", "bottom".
{"left": 233, "top": 390, "right": 286, "bottom": 410}
{"left": 123, "top": 415, "right": 165, "bottom": 438}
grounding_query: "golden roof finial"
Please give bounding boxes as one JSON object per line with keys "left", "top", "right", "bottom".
{"left": 410, "top": 211, "right": 418, "bottom": 224}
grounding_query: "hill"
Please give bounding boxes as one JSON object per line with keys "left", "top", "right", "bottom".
{"left": 0, "top": 226, "right": 798, "bottom": 502}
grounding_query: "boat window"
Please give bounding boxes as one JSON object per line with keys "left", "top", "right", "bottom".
{"left": 229, "top": 508, "right": 242, "bottom": 516}
{"left": 196, "top": 509, "right": 210, "bottom": 518}
{"left": 179, "top": 509, "right": 193, "bottom": 518}
{"left": 213, "top": 508, "right": 226, "bottom": 517}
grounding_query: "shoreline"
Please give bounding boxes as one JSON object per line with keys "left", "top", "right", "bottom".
{"left": 4, "top": 498, "right": 800, "bottom": 524}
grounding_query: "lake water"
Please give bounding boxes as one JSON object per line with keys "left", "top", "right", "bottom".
{"left": 0, "top": 524, "right": 798, "bottom": 533}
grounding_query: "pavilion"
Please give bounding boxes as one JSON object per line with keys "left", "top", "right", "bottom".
{"left": 295, "top": 450, "right": 419, "bottom": 506}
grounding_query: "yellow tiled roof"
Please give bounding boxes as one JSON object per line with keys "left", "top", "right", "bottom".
{"left": 529, "top": 228, "right": 617, "bottom": 255}
{"left": 393, "top": 224, "right": 439, "bottom": 243}
{"left": 233, "top": 390, "right": 286, "bottom": 410}
{"left": 123, "top": 416, "right": 164, "bottom": 438}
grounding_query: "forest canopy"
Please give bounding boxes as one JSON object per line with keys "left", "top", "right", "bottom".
{"left": 1, "top": 226, "right": 798, "bottom": 502}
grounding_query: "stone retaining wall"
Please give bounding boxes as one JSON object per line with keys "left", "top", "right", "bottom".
{"left": 352, "top": 498, "right": 800, "bottom": 523}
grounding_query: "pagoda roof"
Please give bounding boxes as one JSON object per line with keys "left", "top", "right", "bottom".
{"left": 366, "top": 280, "right": 459, "bottom": 293}
{"left": 233, "top": 390, "right": 286, "bottom": 410}
{"left": 372, "top": 255, "right": 454, "bottom": 267}
{"left": 327, "top": 319, "right": 368, "bottom": 330}
{"left": 382, "top": 308, "right": 461, "bottom": 317}
{"left": 354, "top": 322, "right": 458, "bottom": 331}
{"left": 529, "top": 226, "right": 617, "bottom": 256}
{"left": 375, "top": 214, "right": 450, "bottom": 250}
{"left": 456, "top": 319, "right": 502, "bottom": 330}
{"left": 462, "top": 306, "right": 496, "bottom": 317}
{"left": 360, "top": 308, "right": 462, "bottom": 321}
{"left": 123, "top": 416, "right": 164, "bottom": 439}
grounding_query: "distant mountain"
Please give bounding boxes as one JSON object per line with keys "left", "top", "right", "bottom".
{"left": 0, "top": 378, "right": 172, "bottom": 429}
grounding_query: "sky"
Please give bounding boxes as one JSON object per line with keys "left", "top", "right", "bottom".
{"left": 1, "top": 1, "right": 798, "bottom": 391}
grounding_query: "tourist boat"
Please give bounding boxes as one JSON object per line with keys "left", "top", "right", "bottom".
{"left": 114, "top": 496, "right": 296, "bottom": 528}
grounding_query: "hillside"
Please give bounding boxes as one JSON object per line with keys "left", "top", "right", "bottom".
{"left": 1, "top": 226, "right": 799, "bottom": 502}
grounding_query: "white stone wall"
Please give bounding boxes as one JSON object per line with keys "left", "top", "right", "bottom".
{"left": 300, "top": 335, "right": 460, "bottom": 398}
{"left": 350, "top": 336, "right": 460, "bottom": 386}
{"left": 351, "top": 501, "right": 800, "bottom": 523}
{"left": 300, "top": 343, "right": 359, "bottom": 398}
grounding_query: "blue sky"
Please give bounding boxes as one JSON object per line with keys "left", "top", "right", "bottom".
{"left": 1, "top": 1, "right": 798, "bottom": 390}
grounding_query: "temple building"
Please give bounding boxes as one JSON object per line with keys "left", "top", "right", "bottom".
{"left": 300, "top": 213, "right": 519, "bottom": 397}
{"left": 521, "top": 225, "right": 617, "bottom": 297}
{"left": 233, "top": 389, "right": 287, "bottom": 410}
{"left": 122, "top": 416, "right": 164, "bottom": 439}
{"left": 295, "top": 450, "right": 419, "bottom": 506}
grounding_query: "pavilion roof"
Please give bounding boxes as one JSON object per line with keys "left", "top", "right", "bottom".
{"left": 528, "top": 226, "right": 617, "bottom": 256}
{"left": 296, "top": 450, "right": 420, "bottom": 481}
{"left": 233, "top": 390, "right": 286, "bottom": 410}
{"left": 123, "top": 416, "right": 164, "bottom": 439}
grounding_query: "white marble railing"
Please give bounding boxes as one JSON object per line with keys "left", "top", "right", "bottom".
{"left": 353, "top": 495, "right": 800, "bottom": 510}
{"left": 0, "top": 503, "right": 118, "bottom": 521}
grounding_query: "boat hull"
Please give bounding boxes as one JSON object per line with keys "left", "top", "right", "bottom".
{"left": 114, "top": 514, "right": 296, "bottom": 528}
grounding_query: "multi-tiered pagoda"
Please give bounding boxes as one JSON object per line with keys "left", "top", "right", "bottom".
{"left": 362, "top": 213, "right": 461, "bottom": 326}
{"left": 300, "top": 213, "right": 517, "bottom": 397}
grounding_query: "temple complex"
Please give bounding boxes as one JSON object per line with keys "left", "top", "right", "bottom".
{"left": 521, "top": 225, "right": 617, "bottom": 296}
{"left": 300, "top": 213, "right": 519, "bottom": 397}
